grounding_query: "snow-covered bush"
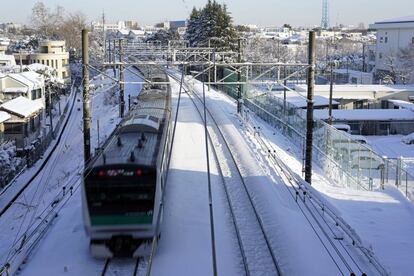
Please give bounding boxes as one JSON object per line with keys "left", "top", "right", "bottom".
{"left": 0, "top": 141, "right": 22, "bottom": 186}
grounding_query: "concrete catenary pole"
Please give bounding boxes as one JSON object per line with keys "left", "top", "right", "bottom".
{"left": 82, "top": 29, "right": 91, "bottom": 165}
{"left": 237, "top": 38, "right": 242, "bottom": 113}
{"left": 305, "top": 31, "right": 316, "bottom": 184}
{"left": 119, "top": 39, "right": 125, "bottom": 118}
{"left": 113, "top": 40, "right": 117, "bottom": 78}
{"left": 328, "top": 60, "right": 334, "bottom": 125}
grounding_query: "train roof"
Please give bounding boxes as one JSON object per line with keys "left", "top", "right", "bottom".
{"left": 88, "top": 72, "right": 170, "bottom": 169}
{"left": 93, "top": 129, "right": 160, "bottom": 167}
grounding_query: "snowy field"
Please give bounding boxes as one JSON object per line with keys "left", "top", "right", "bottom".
{"left": 1, "top": 68, "right": 413, "bottom": 276}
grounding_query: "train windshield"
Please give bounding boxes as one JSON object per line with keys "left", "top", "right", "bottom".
{"left": 85, "top": 166, "right": 156, "bottom": 226}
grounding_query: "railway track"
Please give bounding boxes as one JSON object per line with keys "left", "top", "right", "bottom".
{"left": 242, "top": 111, "right": 389, "bottom": 276}
{"left": 168, "top": 71, "right": 283, "bottom": 276}
{"left": 0, "top": 86, "right": 78, "bottom": 217}
{"left": 101, "top": 258, "right": 143, "bottom": 276}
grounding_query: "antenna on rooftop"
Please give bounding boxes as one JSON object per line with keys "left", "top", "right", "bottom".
{"left": 321, "top": 0, "right": 329, "bottom": 29}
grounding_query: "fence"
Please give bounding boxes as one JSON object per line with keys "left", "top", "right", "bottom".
{"left": 219, "top": 73, "right": 387, "bottom": 191}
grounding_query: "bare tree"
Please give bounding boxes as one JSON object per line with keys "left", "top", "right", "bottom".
{"left": 30, "top": 2, "right": 65, "bottom": 38}
{"left": 382, "top": 46, "right": 414, "bottom": 84}
{"left": 58, "top": 11, "right": 87, "bottom": 55}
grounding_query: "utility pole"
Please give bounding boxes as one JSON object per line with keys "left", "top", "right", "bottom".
{"left": 19, "top": 50, "right": 23, "bottom": 72}
{"left": 362, "top": 43, "right": 366, "bottom": 72}
{"left": 305, "top": 31, "right": 316, "bottom": 184}
{"left": 102, "top": 11, "right": 106, "bottom": 63}
{"left": 237, "top": 38, "right": 242, "bottom": 114}
{"left": 119, "top": 39, "right": 125, "bottom": 118}
{"left": 328, "top": 60, "right": 334, "bottom": 125}
{"left": 82, "top": 29, "right": 91, "bottom": 165}
{"left": 208, "top": 39, "right": 211, "bottom": 91}
{"left": 113, "top": 40, "right": 117, "bottom": 78}
{"left": 48, "top": 84, "right": 54, "bottom": 139}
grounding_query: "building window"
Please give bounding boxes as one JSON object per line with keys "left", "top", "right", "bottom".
{"left": 412, "top": 37, "right": 414, "bottom": 44}
{"left": 379, "top": 53, "right": 383, "bottom": 59}
{"left": 385, "top": 37, "right": 388, "bottom": 43}
{"left": 47, "top": 60, "right": 49, "bottom": 66}
{"left": 380, "top": 37, "right": 383, "bottom": 43}
{"left": 4, "top": 123, "right": 23, "bottom": 134}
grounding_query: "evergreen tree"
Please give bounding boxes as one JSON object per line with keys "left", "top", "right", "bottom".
{"left": 185, "top": 0, "right": 238, "bottom": 50}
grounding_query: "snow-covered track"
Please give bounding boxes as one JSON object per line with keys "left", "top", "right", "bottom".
{"left": 243, "top": 112, "right": 389, "bottom": 276}
{"left": 0, "top": 88, "right": 78, "bottom": 217}
{"left": 101, "top": 258, "right": 142, "bottom": 276}
{"left": 168, "top": 72, "right": 283, "bottom": 276}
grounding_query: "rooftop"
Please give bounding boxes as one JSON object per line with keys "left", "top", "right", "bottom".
{"left": 0, "top": 111, "right": 11, "bottom": 123}
{"left": 314, "top": 109, "right": 414, "bottom": 121}
{"left": 374, "top": 15, "right": 414, "bottom": 24}
{"left": 0, "top": 96, "right": 44, "bottom": 118}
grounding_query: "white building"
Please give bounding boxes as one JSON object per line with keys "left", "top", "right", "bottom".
{"left": 0, "top": 71, "right": 45, "bottom": 103}
{"left": 370, "top": 16, "right": 414, "bottom": 83}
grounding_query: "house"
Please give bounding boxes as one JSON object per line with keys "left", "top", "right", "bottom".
{"left": 333, "top": 69, "right": 373, "bottom": 85}
{"left": 0, "top": 111, "right": 11, "bottom": 142}
{"left": 0, "top": 54, "right": 16, "bottom": 66}
{"left": 116, "top": 29, "right": 129, "bottom": 39}
{"left": 0, "top": 71, "right": 45, "bottom": 103}
{"left": 314, "top": 109, "right": 414, "bottom": 135}
{"left": 295, "top": 84, "right": 414, "bottom": 109}
{"left": 0, "top": 96, "right": 44, "bottom": 149}
{"left": 369, "top": 16, "right": 414, "bottom": 83}
{"left": 274, "top": 93, "right": 339, "bottom": 109}
{"left": 15, "top": 41, "right": 70, "bottom": 82}
{"left": 128, "top": 30, "right": 145, "bottom": 41}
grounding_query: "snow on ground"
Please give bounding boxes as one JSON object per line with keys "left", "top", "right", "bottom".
{"left": 6, "top": 67, "right": 414, "bottom": 276}
{"left": 183, "top": 76, "right": 360, "bottom": 275}
{"left": 238, "top": 95, "right": 414, "bottom": 275}
{"left": 0, "top": 68, "right": 136, "bottom": 275}
{"left": 150, "top": 79, "right": 240, "bottom": 276}
{"left": 367, "top": 135, "right": 414, "bottom": 159}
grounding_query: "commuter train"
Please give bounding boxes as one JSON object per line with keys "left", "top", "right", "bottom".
{"left": 81, "top": 67, "right": 172, "bottom": 258}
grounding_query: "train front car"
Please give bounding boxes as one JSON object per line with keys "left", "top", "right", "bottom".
{"left": 82, "top": 69, "right": 171, "bottom": 258}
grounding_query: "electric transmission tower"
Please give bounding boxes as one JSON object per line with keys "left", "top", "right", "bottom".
{"left": 321, "top": 0, "right": 329, "bottom": 29}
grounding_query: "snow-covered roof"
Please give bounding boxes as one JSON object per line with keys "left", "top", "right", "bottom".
{"left": 129, "top": 30, "right": 145, "bottom": 35}
{"left": 296, "top": 84, "right": 414, "bottom": 93}
{"left": 0, "top": 72, "right": 5, "bottom": 78}
{"left": 314, "top": 109, "right": 414, "bottom": 121}
{"left": 117, "top": 30, "right": 129, "bottom": 35}
{"left": 0, "top": 96, "right": 44, "bottom": 118}
{"left": 7, "top": 71, "right": 44, "bottom": 91}
{"left": 388, "top": 99, "right": 414, "bottom": 111}
{"left": 274, "top": 94, "right": 339, "bottom": 108}
{"left": 0, "top": 111, "right": 11, "bottom": 123}
{"left": 2, "top": 87, "right": 28, "bottom": 93}
{"left": 374, "top": 15, "right": 414, "bottom": 24}
{"left": 333, "top": 69, "right": 373, "bottom": 77}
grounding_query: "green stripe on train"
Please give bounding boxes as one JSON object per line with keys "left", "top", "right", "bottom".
{"left": 90, "top": 215, "right": 153, "bottom": 225}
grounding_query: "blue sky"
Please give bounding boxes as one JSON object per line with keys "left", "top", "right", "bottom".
{"left": 1, "top": 0, "right": 413, "bottom": 27}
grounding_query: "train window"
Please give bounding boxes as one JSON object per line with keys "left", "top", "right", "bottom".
{"left": 85, "top": 169, "right": 157, "bottom": 218}
{"left": 149, "top": 116, "right": 159, "bottom": 123}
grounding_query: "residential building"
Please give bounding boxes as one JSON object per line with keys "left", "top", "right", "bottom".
{"left": 333, "top": 69, "right": 373, "bottom": 85}
{"left": 0, "top": 96, "right": 44, "bottom": 149}
{"left": 370, "top": 16, "right": 414, "bottom": 83}
{"left": 0, "top": 54, "right": 15, "bottom": 66}
{"left": 0, "top": 71, "right": 45, "bottom": 103}
{"left": 92, "top": 21, "right": 126, "bottom": 32}
{"left": 295, "top": 84, "right": 414, "bottom": 109}
{"left": 314, "top": 109, "right": 414, "bottom": 135}
{"left": 0, "top": 111, "right": 11, "bottom": 142}
{"left": 15, "top": 41, "right": 70, "bottom": 82}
